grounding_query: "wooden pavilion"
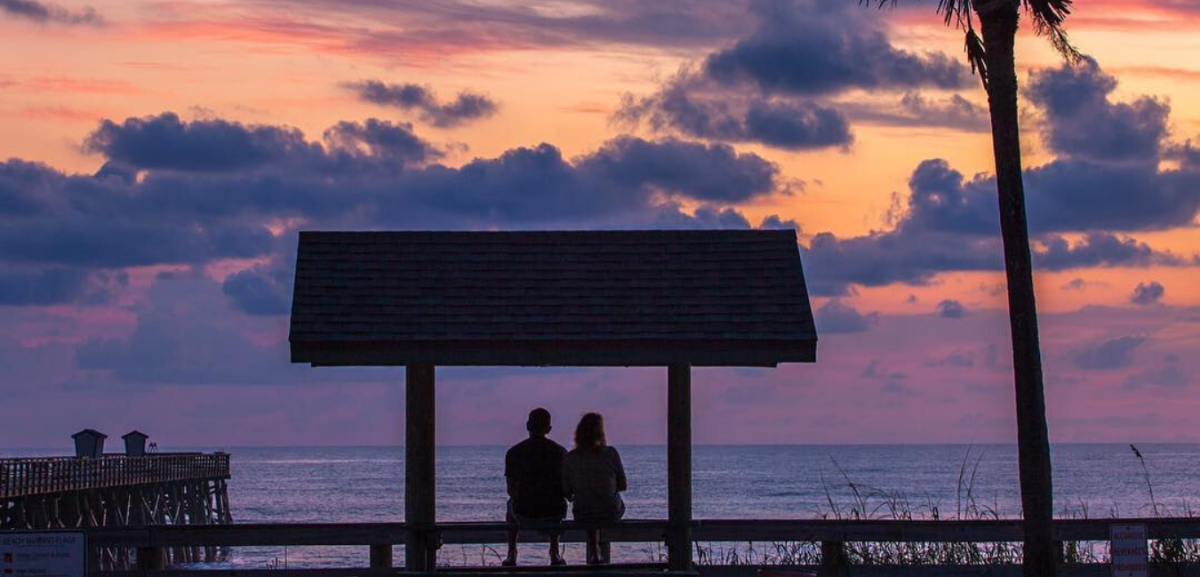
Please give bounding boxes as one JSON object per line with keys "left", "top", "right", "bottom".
{"left": 288, "top": 229, "right": 819, "bottom": 572}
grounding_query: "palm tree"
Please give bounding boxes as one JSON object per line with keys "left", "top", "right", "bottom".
{"left": 868, "top": 0, "right": 1081, "bottom": 574}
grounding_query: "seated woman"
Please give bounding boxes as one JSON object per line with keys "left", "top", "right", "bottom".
{"left": 562, "top": 412, "right": 627, "bottom": 565}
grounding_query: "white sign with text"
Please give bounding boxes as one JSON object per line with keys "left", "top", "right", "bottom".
{"left": 1110, "top": 523, "right": 1148, "bottom": 577}
{"left": 0, "top": 532, "right": 85, "bottom": 577}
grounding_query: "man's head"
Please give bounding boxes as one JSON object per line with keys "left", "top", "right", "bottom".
{"left": 526, "top": 408, "right": 552, "bottom": 436}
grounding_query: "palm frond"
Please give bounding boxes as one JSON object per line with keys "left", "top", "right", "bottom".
{"left": 937, "top": 0, "right": 988, "bottom": 91}
{"left": 859, "top": 0, "right": 1083, "bottom": 77}
{"left": 964, "top": 27, "right": 989, "bottom": 91}
{"left": 937, "top": 0, "right": 975, "bottom": 28}
{"left": 864, "top": 0, "right": 988, "bottom": 88}
{"left": 1025, "top": 0, "right": 1085, "bottom": 64}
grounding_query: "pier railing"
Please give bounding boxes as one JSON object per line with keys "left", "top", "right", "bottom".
{"left": 76, "top": 517, "right": 1200, "bottom": 576}
{"left": 0, "top": 453, "right": 230, "bottom": 499}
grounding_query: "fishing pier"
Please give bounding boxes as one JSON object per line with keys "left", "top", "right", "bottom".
{"left": 0, "top": 432, "right": 232, "bottom": 570}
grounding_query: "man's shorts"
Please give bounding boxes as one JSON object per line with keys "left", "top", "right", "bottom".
{"left": 506, "top": 499, "right": 565, "bottom": 525}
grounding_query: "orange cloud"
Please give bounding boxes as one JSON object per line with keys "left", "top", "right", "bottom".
{"left": 16, "top": 76, "right": 139, "bottom": 95}
{"left": 14, "top": 105, "right": 104, "bottom": 122}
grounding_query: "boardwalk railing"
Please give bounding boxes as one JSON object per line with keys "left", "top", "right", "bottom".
{"left": 0, "top": 453, "right": 231, "bottom": 499}
{"left": 76, "top": 517, "right": 1200, "bottom": 576}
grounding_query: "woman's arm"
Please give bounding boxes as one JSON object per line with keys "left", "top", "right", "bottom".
{"left": 612, "top": 448, "right": 628, "bottom": 492}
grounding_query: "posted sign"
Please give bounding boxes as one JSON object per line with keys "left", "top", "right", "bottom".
{"left": 1110, "top": 524, "right": 1148, "bottom": 577}
{"left": 0, "top": 532, "right": 85, "bottom": 577}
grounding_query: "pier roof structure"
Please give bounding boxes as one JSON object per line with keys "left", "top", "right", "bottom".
{"left": 289, "top": 229, "right": 817, "bottom": 367}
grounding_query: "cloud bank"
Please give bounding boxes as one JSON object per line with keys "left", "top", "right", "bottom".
{"left": 617, "top": 0, "right": 975, "bottom": 150}
{"left": 0, "top": 113, "right": 787, "bottom": 309}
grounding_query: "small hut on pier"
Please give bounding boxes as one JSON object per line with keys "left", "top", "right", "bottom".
{"left": 122, "top": 430, "right": 149, "bottom": 456}
{"left": 72, "top": 428, "right": 107, "bottom": 458}
{"left": 288, "top": 229, "right": 819, "bottom": 572}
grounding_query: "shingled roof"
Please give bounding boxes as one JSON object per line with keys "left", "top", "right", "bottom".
{"left": 289, "top": 230, "right": 817, "bottom": 367}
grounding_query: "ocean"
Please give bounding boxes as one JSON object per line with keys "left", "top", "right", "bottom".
{"left": 3, "top": 444, "right": 1197, "bottom": 567}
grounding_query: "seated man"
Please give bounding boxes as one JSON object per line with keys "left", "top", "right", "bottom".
{"left": 504, "top": 408, "right": 567, "bottom": 566}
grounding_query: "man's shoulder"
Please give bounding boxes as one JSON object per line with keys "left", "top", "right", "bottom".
{"left": 508, "top": 437, "right": 533, "bottom": 455}
{"left": 509, "top": 436, "right": 563, "bottom": 456}
{"left": 524, "top": 436, "right": 565, "bottom": 452}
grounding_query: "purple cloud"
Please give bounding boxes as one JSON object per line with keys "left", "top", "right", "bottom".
{"left": 699, "top": 0, "right": 968, "bottom": 96}
{"left": 839, "top": 92, "right": 989, "bottom": 133}
{"left": 1026, "top": 57, "right": 1170, "bottom": 164}
{"left": 616, "top": 0, "right": 969, "bottom": 149}
{"left": 0, "top": 0, "right": 102, "bottom": 25}
{"left": 936, "top": 299, "right": 967, "bottom": 319}
{"left": 814, "top": 300, "right": 879, "bottom": 334}
{"left": 2, "top": 114, "right": 788, "bottom": 307}
{"left": 617, "top": 85, "right": 853, "bottom": 150}
{"left": 801, "top": 57, "right": 1199, "bottom": 297}
{"left": 348, "top": 81, "right": 499, "bottom": 128}
{"left": 1070, "top": 336, "right": 1147, "bottom": 370}
{"left": 1122, "top": 363, "right": 1187, "bottom": 389}
{"left": 1130, "top": 281, "right": 1165, "bottom": 305}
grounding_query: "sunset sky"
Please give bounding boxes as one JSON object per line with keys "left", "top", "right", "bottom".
{"left": 1, "top": 0, "right": 1197, "bottom": 449}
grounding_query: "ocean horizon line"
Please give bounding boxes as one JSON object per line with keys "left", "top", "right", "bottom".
{"left": 5, "top": 441, "right": 1198, "bottom": 453}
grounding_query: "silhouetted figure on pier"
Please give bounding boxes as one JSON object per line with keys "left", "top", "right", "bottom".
{"left": 563, "top": 412, "right": 627, "bottom": 565}
{"left": 504, "top": 408, "right": 567, "bottom": 566}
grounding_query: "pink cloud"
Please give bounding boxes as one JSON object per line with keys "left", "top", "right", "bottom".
{"left": 4, "top": 265, "right": 1194, "bottom": 448}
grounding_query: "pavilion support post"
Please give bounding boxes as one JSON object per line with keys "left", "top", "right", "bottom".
{"left": 406, "top": 363, "right": 436, "bottom": 573}
{"left": 667, "top": 363, "right": 693, "bottom": 572}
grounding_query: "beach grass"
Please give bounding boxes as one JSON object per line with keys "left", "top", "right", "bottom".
{"left": 684, "top": 445, "right": 1199, "bottom": 567}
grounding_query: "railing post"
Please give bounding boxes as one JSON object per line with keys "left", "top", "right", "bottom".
{"left": 370, "top": 544, "right": 393, "bottom": 573}
{"left": 819, "top": 540, "right": 849, "bottom": 577}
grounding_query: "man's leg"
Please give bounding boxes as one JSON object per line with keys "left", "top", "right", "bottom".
{"left": 599, "top": 533, "right": 611, "bottom": 564}
{"left": 585, "top": 529, "right": 600, "bottom": 565}
{"left": 548, "top": 532, "right": 563, "bottom": 565}
{"left": 503, "top": 502, "right": 518, "bottom": 566}
{"left": 505, "top": 526, "right": 518, "bottom": 565}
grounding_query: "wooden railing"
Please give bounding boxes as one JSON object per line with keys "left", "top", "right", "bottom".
{"left": 74, "top": 517, "right": 1200, "bottom": 576}
{"left": 0, "top": 453, "right": 230, "bottom": 499}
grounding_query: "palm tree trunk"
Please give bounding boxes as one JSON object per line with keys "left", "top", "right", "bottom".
{"left": 976, "top": 1, "right": 1057, "bottom": 575}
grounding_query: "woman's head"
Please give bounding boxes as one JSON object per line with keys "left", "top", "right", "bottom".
{"left": 574, "top": 412, "right": 606, "bottom": 450}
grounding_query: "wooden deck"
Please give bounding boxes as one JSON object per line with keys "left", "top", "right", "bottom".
{"left": 69, "top": 517, "right": 1200, "bottom": 576}
{"left": 0, "top": 453, "right": 231, "bottom": 499}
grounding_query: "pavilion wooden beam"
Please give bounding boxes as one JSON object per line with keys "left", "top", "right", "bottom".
{"left": 667, "top": 363, "right": 693, "bottom": 572}
{"left": 406, "top": 363, "right": 436, "bottom": 573}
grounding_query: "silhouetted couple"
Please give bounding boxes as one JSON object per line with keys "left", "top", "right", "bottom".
{"left": 504, "top": 408, "right": 627, "bottom": 566}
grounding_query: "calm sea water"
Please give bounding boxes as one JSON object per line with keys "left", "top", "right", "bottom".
{"left": 4, "top": 444, "right": 1197, "bottom": 567}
